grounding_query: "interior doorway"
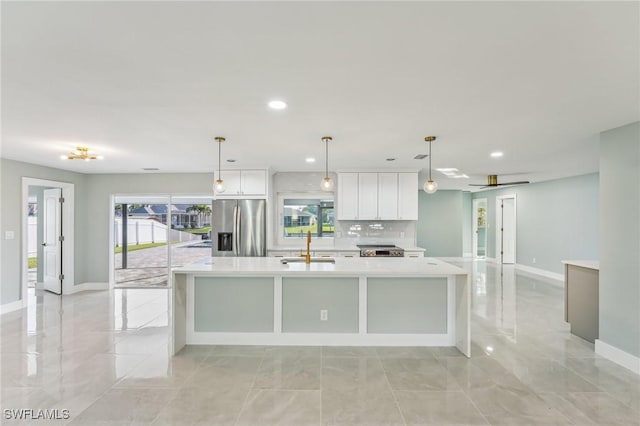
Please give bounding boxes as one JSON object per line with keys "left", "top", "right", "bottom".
{"left": 22, "top": 178, "right": 75, "bottom": 301}
{"left": 472, "top": 198, "right": 487, "bottom": 258}
{"left": 496, "top": 195, "right": 517, "bottom": 264}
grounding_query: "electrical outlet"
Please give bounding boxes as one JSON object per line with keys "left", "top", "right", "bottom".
{"left": 532, "top": 258, "right": 537, "bottom": 264}
{"left": 320, "top": 309, "right": 328, "bottom": 321}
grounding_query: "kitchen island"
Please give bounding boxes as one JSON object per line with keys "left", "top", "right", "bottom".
{"left": 172, "top": 257, "right": 470, "bottom": 356}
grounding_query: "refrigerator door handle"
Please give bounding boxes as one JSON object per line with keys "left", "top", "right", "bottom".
{"left": 233, "top": 204, "right": 240, "bottom": 256}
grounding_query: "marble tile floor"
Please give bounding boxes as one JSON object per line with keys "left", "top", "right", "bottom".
{"left": 1, "top": 261, "right": 639, "bottom": 425}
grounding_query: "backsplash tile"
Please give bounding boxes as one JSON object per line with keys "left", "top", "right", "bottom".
{"left": 335, "top": 220, "right": 417, "bottom": 247}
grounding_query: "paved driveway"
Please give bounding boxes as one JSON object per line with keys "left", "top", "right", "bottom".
{"left": 115, "top": 241, "right": 211, "bottom": 287}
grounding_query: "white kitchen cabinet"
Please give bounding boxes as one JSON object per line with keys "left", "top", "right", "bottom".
{"left": 215, "top": 169, "right": 267, "bottom": 198}
{"left": 337, "top": 251, "right": 359, "bottom": 258}
{"left": 377, "top": 173, "right": 399, "bottom": 220}
{"left": 357, "top": 173, "right": 379, "bottom": 220}
{"left": 397, "top": 172, "right": 419, "bottom": 220}
{"left": 337, "top": 171, "right": 418, "bottom": 221}
{"left": 337, "top": 173, "right": 359, "bottom": 220}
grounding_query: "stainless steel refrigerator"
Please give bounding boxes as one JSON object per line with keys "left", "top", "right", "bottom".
{"left": 211, "top": 199, "right": 266, "bottom": 257}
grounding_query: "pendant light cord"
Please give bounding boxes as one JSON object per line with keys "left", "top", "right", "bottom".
{"left": 325, "top": 139, "right": 329, "bottom": 178}
{"left": 428, "top": 141, "right": 432, "bottom": 181}
{"left": 218, "top": 140, "right": 222, "bottom": 180}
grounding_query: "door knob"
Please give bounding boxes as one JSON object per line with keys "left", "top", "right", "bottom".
{"left": 42, "top": 243, "right": 47, "bottom": 246}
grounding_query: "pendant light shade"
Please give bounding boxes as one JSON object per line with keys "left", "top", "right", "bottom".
{"left": 213, "top": 136, "right": 226, "bottom": 194}
{"left": 423, "top": 136, "right": 438, "bottom": 195}
{"left": 321, "top": 136, "right": 334, "bottom": 191}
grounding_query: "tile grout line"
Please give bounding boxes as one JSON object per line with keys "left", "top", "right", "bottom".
{"left": 378, "top": 351, "right": 408, "bottom": 426}
{"left": 233, "top": 351, "right": 266, "bottom": 426}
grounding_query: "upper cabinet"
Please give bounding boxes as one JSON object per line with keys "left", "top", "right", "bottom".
{"left": 337, "top": 172, "right": 418, "bottom": 220}
{"left": 215, "top": 169, "right": 268, "bottom": 198}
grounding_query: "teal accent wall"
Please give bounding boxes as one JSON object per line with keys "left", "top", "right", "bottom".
{"left": 282, "top": 277, "right": 359, "bottom": 333}
{"left": 599, "top": 121, "right": 640, "bottom": 358}
{"left": 471, "top": 173, "right": 599, "bottom": 274}
{"left": 417, "top": 190, "right": 463, "bottom": 257}
{"left": 367, "top": 277, "right": 447, "bottom": 333}
{"left": 194, "top": 277, "right": 274, "bottom": 332}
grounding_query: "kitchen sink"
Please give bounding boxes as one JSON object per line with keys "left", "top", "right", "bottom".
{"left": 280, "top": 257, "right": 336, "bottom": 264}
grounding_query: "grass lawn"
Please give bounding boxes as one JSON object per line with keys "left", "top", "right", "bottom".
{"left": 114, "top": 242, "right": 168, "bottom": 254}
{"left": 184, "top": 226, "right": 211, "bottom": 235}
{"left": 285, "top": 224, "right": 335, "bottom": 235}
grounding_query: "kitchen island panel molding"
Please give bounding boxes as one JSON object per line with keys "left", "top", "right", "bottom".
{"left": 174, "top": 257, "right": 470, "bottom": 356}
{"left": 194, "top": 276, "right": 274, "bottom": 332}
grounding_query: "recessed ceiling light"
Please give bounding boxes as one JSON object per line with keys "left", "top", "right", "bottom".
{"left": 142, "top": 168, "right": 159, "bottom": 171}
{"left": 268, "top": 100, "right": 287, "bottom": 110}
{"left": 226, "top": 159, "right": 236, "bottom": 163}
{"left": 305, "top": 157, "right": 316, "bottom": 163}
{"left": 386, "top": 158, "right": 396, "bottom": 162}
{"left": 490, "top": 151, "right": 504, "bottom": 158}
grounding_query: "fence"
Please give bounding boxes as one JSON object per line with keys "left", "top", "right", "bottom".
{"left": 113, "top": 218, "right": 201, "bottom": 247}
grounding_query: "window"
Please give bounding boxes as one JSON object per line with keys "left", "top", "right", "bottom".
{"left": 281, "top": 197, "right": 334, "bottom": 239}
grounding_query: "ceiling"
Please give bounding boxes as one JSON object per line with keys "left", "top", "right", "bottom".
{"left": 1, "top": 1, "right": 638, "bottom": 190}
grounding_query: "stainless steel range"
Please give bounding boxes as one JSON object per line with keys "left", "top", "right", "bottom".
{"left": 357, "top": 244, "right": 405, "bottom": 257}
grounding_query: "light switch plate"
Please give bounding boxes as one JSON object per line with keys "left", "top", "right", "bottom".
{"left": 5, "top": 231, "right": 15, "bottom": 240}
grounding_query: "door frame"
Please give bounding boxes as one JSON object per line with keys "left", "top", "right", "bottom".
{"left": 495, "top": 194, "right": 517, "bottom": 264}
{"left": 472, "top": 198, "right": 487, "bottom": 258}
{"left": 22, "top": 178, "right": 75, "bottom": 301}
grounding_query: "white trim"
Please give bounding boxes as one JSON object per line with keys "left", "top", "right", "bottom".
{"left": 22, "top": 178, "right": 75, "bottom": 299}
{"left": 0, "top": 299, "right": 26, "bottom": 315}
{"left": 515, "top": 264, "right": 564, "bottom": 285}
{"left": 472, "top": 198, "right": 487, "bottom": 259}
{"left": 187, "top": 332, "right": 453, "bottom": 347}
{"left": 65, "top": 282, "right": 109, "bottom": 294}
{"left": 495, "top": 194, "right": 517, "bottom": 264}
{"left": 595, "top": 339, "right": 640, "bottom": 375}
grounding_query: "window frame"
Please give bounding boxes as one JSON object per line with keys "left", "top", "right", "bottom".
{"left": 276, "top": 192, "right": 335, "bottom": 247}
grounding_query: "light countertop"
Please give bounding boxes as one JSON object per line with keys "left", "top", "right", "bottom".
{"left": 562, "top": 260, "right": 600, "bottom": 270}
{"left": 268, "top": 245, "right": 426, "bottom": 252}
{"left": 173, "top": 256, "right": 465, "bottom": 276}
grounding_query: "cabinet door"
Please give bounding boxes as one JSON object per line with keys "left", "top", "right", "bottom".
{"left": 241, "top": 170, "right": 267, "bottom": 195}
{"left": 397, "top": 172, "right": 418, "bottom": 220}
{"left": 337, "top": 173, "right": 359, "bottom": 220}
{"left": 377, "top": 173, "right": 398, "bottom": 220}
{"left": 357, "top": 173, "right": 379, "bottom": 220}
{"left": 220, "top": 170, "right": 242, "bottom": 196}
{"left": 216, "top": 170, "right": 242, "bottom": 195}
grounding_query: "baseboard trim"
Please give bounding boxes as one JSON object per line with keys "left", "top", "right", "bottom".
{"left": 595, "top": 339, "right": 640, "bottom": 375}
{"left": 515, "top": 264, "right": 563, "bottom": 285}
{"left": 66, "top": 282, "right": 109, "bottom": 294}
{"left": 1, "top": 299, "right": 26, "bottom": 315}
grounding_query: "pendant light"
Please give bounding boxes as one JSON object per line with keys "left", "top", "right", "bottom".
{"left": 423, "top": 136, "right": 438, "bottom": 194}
{"left": 321, "top": 136, "right": 334, "bottom": 191}
{"left": 213, "top": 136, "right": 226, "bottom": 193}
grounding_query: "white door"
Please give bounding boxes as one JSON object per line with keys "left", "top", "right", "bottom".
{"left": 43, "top": 188, "right": 62, "bottom": 294}
{"left": 497, "top": 196, "right": 516, "bottom": 264}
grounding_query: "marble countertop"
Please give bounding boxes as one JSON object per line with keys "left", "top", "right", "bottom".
{"left": 173, "top": 256, "right": 465, "bottom": 276}
{"left": 562, "top": 260, "right": 600, "bottom": 270}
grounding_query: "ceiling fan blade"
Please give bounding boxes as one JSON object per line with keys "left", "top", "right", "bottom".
{"left": 496, "top": 181, "right": 529, "bottom": 186}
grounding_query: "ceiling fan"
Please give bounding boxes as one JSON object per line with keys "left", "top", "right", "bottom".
{"left": 469, "top": 174, "right": 530, "bottom": 188}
